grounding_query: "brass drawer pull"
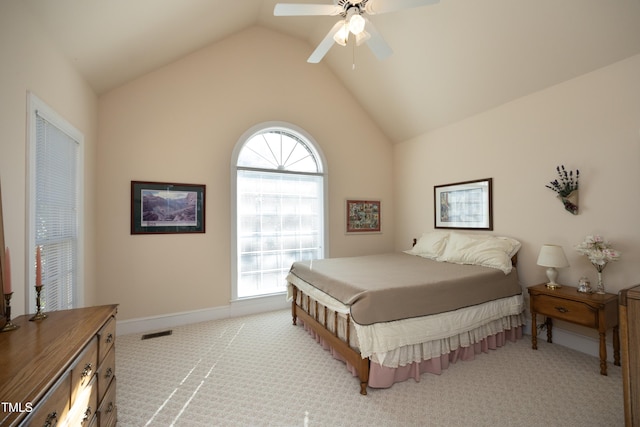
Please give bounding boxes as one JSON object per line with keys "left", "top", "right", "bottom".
{"left": 105, "top": 333, "right": 114, "bottom": 344}
{"left": 555, "top": 306, "right": 569, "bottom": 313}
{"left": 81, "top": 363, "right": 93, "bottom": 378}
{"left": 106, "top": 401, "right": 115, "bottom": 414}
{"left": 82, "top": 406, "right": 92, "bottom": 422}
{"left": 44, "top": 411, "right": 58, "bottom": 427}
{"left": 105, "top": 367, "right": 113, "bottom": 379}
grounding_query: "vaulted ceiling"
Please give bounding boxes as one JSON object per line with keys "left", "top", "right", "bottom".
{"left": 23, "top": 0, "right": 640, "bottom": 143}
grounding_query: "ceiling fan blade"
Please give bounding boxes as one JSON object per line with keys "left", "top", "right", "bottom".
{"left": 274, "top": 3, "right": 343, "bottom": 16}
{"left": 307, "top": 21, "right": 345, "bottom": 63}
{"left": 365, "top": 0, "right": 440, "bottom": 15}
{"left": 363, "top": 19, "right": 393, "bottom": 60}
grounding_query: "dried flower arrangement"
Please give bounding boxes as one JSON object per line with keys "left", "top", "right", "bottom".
{"left": 546, "top": 165, "right": 579, "bottom": 214}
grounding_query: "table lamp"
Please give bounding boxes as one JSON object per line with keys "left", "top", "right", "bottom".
{"left": 537, "top": 244, "right": 569, "bottom": 289}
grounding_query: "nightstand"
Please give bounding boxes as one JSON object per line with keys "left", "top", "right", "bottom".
{"left": 528, "top": 283, "right": 620, "bottom": 375}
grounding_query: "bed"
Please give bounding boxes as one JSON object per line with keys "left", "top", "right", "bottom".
{"left": 286, "top": 231, "right": 525, "bottom": 395}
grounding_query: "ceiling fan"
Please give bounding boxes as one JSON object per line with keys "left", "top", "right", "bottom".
{"left": 274, "top": 0, "right": 440, "bottom": 63}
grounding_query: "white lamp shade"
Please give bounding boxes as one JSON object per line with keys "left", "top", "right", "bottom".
{"left": 537, "top": 244, "right": 569, "bottom": 286}
{"left": 537, "top": 245, "right": 569, "bottom": 268}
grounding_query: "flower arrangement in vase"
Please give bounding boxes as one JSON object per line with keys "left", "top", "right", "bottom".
{"left": 575, "top": 235, "right": 621, "bottom": 294}
{"left": 546, "top": 165, "right": 579, "bottom": 215}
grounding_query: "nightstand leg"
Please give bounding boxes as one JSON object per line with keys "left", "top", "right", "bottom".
{"left": 546, "top": 317, "right": 553, "bottom": 343}
{"left": 599, "top": 332, "right": 608, "bottom": 375}
{"left": 531, "top": 312, "right": 537, "bottom": 350}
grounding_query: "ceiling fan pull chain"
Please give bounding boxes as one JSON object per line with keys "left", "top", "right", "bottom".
{"left": 352, "top": 40, "right": 356, "bottom": 70}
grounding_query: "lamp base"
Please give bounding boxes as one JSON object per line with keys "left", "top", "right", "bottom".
{"left": 545, "top": 283, "right": 562, "bottom": 289}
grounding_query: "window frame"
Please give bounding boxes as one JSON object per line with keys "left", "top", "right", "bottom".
{"left": 230, "top": 122, "right": 328, "bottom": 301}
{"left": 26, "top": 92, "right": 84, "bottom": 312}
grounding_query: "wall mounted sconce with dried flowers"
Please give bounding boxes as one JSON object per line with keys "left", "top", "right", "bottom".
{"left": 546, "top": 165, "right": 579, "bottom": 215}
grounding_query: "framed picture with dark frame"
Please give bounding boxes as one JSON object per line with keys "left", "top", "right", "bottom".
{"left": 434, "top": 178, "right": 493, "bottom": 230}
{"left": 131, "top": 181, "right": 205, "bottom": 234}
{"left": 346, "top": 199, "right": 381, "bottom": 233}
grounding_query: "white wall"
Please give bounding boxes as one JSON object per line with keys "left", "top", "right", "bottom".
{"left": 97, "top": 26, "right": 395, "bottom": 321}
{"left": 0, "top": 1, "right": 98, "bottom": 316}
{"left": 394, "top": 54, "right": 640, "bottom": 339}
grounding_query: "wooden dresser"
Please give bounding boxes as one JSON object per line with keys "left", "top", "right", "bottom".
{"left": 0, "top": 305, "right": 118, "bottom": 426}
{"left": 620, "top": 285, "right": 640, "bottom": 427}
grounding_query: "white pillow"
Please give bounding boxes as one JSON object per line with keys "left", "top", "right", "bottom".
{"left": 437, "top": 232, "right": 518, "bottom": 274}
{"left": 499, "top": 236, "right": 521, "bottom": 258}
{"left": 404, "top": 231, "right": 449, "bottom": 259}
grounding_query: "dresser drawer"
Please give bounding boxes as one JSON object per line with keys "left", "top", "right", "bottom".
{"left": 98, "top": 316, "right": 116, "bottom": 364}
{"left": 25, "top": 371, "right": 71, "bottom": 427}
{"left": 67, "top": 375, "right": 98, "bottom": 427}
{"left": 71, "top": 337, "right": 98, "bottom": 405}
{"left": 98, "top": 376, "right": 117, "bottom": 427}
{"left": 532, "top": 294, "right": 598, "bottom": 327}
{"left": 98, "top": 346, "right": 116, "bottom": 404}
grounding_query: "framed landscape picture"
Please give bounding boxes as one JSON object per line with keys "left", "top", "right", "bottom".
{"left": 346, "top": 199, "right": 381, "bottom": 233}
{"left": 434, "top": 178, "right": 493, "bottom": 230}
{"left": 131, "top": 181, "right": 205, "bottom": 234}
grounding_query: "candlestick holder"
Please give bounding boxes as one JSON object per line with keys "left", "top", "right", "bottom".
{"left": 29, "top": 285, "right": 47, "bottom": 321}
{"left": 1, "top": 292, "right": 19, "bottom": 332}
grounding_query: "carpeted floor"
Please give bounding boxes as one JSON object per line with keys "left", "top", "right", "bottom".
{"left": 116, "top": 309, "right": 624, "bottom": 426}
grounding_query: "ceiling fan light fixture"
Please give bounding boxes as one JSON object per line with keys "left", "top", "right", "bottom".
{"left": 355, "top": 30, "right": 371, "bottom": 46}
{"left": 333, "top": 21, "right": 349, "bottom": 46}
{"left": 348, "top": 13, "right": 366, "bottom": 35}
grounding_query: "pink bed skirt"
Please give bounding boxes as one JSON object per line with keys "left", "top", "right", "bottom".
{"left": 300, "top": 320, "right": 523, "bottom": 389}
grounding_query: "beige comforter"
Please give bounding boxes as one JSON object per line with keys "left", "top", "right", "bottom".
{"left": 288, "top": 252, "right": 521, "bottom": 325}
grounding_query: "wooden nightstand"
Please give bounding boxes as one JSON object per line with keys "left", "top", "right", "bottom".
{"left": 528, "top": 283, "right": 620, "bottom": 375}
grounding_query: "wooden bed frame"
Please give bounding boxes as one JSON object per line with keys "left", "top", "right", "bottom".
{"left": 290, "top": 284, "right": 370, "bottom": 395}
{"left": 290, "top": 240, "right": 519, "bottom": 395}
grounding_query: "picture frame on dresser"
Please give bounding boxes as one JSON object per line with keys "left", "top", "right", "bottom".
{"left": 434, "top": 178, "right": 493, "bottom": 230}
{"left": 131, "top": 180, "right": 206, "bottom": 234}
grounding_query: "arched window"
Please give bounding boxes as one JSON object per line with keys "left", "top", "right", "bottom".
{"left": 232, "top": 123, "right": 327, "bottom": 299}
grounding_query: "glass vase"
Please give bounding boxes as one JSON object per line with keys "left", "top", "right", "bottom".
{"left": 596, "top": 271, "right": 606, "bottom": 294}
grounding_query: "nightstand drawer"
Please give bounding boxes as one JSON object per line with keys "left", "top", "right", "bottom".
{"left": 531, "top": 294, "right": 598, "bottom": 328}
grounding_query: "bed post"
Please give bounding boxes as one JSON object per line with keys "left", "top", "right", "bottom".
{"left": 359, "top": 366, "right": 369, "bottom": 396}
{"left": 291, "top": 284, "right": 298, "bottom": 326}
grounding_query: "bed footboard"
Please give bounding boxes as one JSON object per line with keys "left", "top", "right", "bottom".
{"left": 291, "top": 284, "right": 370, "bottom": 395}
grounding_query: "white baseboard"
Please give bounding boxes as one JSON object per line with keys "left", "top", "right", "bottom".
{"left": 116, "top": 293, "right": 289, "bottom": 336}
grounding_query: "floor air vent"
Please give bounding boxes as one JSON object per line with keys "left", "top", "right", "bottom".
{"left": 141, "top": 330, "right": 173, "bottom": 340}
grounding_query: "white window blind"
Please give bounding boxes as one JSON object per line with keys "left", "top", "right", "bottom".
{"left": 33, "top": 109, "right": 80, "bottom": 311}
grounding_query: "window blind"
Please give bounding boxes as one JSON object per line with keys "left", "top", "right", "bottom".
{"left": 35, "top": 112, "right": 79, "bottom": 311}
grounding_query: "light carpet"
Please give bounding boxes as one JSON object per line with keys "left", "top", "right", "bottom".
{"left": 116, "top": 309, "right": 624, "bottom": 426}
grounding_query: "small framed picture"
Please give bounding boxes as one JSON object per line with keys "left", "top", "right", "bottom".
{"left": 434, "top": 178, "right": 493, "bottom": 230}
{"left": 131, "top": 181, "right": 205, "bottom": 234}
{"left": 346, "top": 200, "right": 381, "bottom": 233}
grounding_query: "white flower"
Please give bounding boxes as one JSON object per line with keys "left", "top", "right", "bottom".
{"left": 575, "top": 235, "right": 621, "bottom": 272}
